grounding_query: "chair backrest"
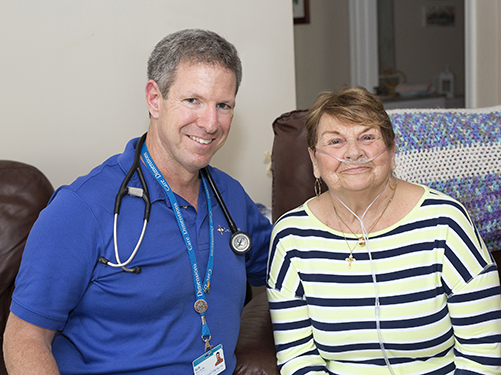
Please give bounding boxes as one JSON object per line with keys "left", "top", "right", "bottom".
{"left": 271, "top": 106, "right": 501, "bottom": 253}
{"left": 0, "top": 160, "right": 53, "bottom": 375}
{"left": 271, "top": 109, "right": 312, "bottom": 223}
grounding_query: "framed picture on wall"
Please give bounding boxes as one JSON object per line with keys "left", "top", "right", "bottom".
{"left": 424, "top": 6, "right": 455, "bottom": 27}
{"left": 293, "top": 0, "right": 310, "bottom": 24}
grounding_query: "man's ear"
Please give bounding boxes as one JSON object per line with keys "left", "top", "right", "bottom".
{"left": 145, "top": 80, "right": 163, "bottom": 119}
{"left": 308, "top": 147, "right": 320, "bottom": 179}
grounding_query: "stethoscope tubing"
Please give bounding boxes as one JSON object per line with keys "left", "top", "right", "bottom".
{"left": 202, "top": 167, "right": 252, "bottom": 254}
{"left": 114, "top": 133, "right": 151, "bottom": 220}
{"left": 99, "top": 133, "right": 150, "bottom": 273}
{"left": 201, "top": 167, "right": 238, "bottom": 234}
{"left": 99, "top": 133, "right": 250, "bottom": 273}
{"left": 112, "top": 214, "right": 148, "bottom": 269}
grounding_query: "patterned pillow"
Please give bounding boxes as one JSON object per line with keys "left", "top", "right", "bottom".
{"left": 389, "top": 106, "right": 501, "bottom": 253}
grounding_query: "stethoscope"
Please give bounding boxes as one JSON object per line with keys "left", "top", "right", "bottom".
{"left": 98, "top": 133, "right": 252, "bottom": 274}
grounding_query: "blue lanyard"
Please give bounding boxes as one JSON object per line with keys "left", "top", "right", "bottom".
{"left": 140, "top": 143, "right": 214, "bottom": 343}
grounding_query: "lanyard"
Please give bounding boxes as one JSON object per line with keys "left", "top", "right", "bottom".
{"left": 140, "top": 143, "right": 215, "bottom": 348}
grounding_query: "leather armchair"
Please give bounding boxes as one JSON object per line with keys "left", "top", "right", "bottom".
{"left": 0, "top": 160, "right": 54, "bottom": 375}
{"left": 234, "top": 291, "right": 279, "bottom": 374}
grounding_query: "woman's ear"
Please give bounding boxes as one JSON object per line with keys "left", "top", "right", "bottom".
{"left": 308, "top": 147, "right": 321, "bottom": 179}
{"left": 390, "top": 144, "right": 397, "bottom": 170}
{"left": 145, "top": 80, "right": 163, "bottom": 119}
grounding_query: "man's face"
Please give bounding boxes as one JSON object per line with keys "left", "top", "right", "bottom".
{"left": 149, "top": 62, "right": 237, "bottom": 176}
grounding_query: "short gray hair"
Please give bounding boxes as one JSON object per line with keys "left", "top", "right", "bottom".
{"left": 147, "top": 29, "right": 242, "bottom": 98}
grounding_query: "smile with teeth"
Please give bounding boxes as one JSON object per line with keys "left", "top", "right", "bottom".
{"left": 189, "top": 135, "right": 213, "bottom": 145}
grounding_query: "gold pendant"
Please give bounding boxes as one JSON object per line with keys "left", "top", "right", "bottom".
{"left": 345, "top": 254, "right": 356, "bottom": 269}
{"left": 358, "top": 237, "right": 366, "bottom": 246}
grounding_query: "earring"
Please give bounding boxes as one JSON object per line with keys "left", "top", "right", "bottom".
{"left": 389, "top": 170, "right": 398, "bottom": 190}
{"left": 314, "top": 178, "right": 322, "bottom": 197}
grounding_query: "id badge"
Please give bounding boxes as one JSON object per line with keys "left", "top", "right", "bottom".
{"left": 192, "top": 344, "right": 225, "bottom": 375}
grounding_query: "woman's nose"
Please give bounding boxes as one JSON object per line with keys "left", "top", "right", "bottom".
{"left": 343, "top": 138, "right": 365, "bottom": 160}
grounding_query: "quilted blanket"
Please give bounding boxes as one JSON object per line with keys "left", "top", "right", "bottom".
{"left": 389, "top": 106, "right": 501, "bottom": 253}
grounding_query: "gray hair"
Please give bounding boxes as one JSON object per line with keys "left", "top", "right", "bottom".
{"left": 147, "top": 29, "right": 243, "bottom": 98}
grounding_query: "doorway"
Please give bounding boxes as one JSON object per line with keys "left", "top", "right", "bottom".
{"left": 350, "top": 0, "right": 468, "bottom": 108}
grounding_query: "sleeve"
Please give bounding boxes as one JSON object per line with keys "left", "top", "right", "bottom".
{"left": 448, "top": 269, "right": 501, "bottom": 374}
{"left": 441, "top": 202, "right": 501, "bottom": 374}
{"left": 266, "top": 224, "right": 328, "bottom": 374}
{"left": 243, "top": 192, "right": 273, "bottom": 287}
{"left": 10, "top": 188, "right": 102, "bottom": 330}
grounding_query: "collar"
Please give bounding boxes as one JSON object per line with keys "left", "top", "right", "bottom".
{"left": 117, "top": 137, "right": 223, "bottom": 209}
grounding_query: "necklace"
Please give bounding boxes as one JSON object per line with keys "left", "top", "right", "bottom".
{"left": 331, "top": 179, "right": 396, "bottom": 268}
{"left": 333, "top": 195, "right": 393, "bottom": 247}
{"left": 333, "top": 177, "right": 398, "bottom": 247}
{"left": 334, "top": 217, "right": 357, "bottom": 268}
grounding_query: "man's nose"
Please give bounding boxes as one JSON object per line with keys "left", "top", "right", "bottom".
{"left": 198, "top": 106, "right": 219, "bottom": 133}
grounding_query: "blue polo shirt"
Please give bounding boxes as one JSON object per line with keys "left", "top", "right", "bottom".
{"left": 11, "top": 137, "right": 272, "bottom": 374}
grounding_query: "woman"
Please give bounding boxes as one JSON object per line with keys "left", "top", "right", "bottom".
{"left": 266, "top": 87, "right": 501, "bottom": 375}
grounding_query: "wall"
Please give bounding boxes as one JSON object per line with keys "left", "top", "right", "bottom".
{"left": 294, "top": 0, "right": 500, "bottom": 109}
{"left": 469, "top": 0, "right": 501, "bottom": 107}
{"left": 393, "top": 0, "right": 465, "bottom": 96}
{"left": 294, "top": 0, "right": 351, "bottom": 110}
{"left": 0, "top": 1, "right": 296, "bottom": 208}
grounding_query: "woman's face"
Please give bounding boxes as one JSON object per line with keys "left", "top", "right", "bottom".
{"left": 309, "top": 115, "right": 395, "bottom": 194}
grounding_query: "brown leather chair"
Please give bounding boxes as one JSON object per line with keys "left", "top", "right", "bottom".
{"left": 0, "top": 160, "right": 54, "bottom": 375}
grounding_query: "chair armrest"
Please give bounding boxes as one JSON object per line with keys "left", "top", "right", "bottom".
{"left": 234, "top": 292, "right": 279, "bottom": 375}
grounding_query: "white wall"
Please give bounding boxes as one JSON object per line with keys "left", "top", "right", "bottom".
{"left": 294, "top": 0, "right": 351, "bottom": 109}
{"left": 468, "top": 0, "right": 501, "bottom": 107}
{"left": 0, "top": 1, "right": 296, "bottom": 207}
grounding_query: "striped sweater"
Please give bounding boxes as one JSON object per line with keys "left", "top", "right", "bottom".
{"left": 267, "top": 186, "right": 501, "bottom": 375}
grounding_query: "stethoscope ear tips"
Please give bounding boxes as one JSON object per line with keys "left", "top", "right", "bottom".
{"left": 130, "top": 266, "right": 142, "bottom": 274}
{"left": 98, "top": 256, "right": 142, "bottom": 274}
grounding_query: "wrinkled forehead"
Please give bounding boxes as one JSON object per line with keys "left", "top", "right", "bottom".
{"left": 173, "top": 60, "right": 238, "bottom": 93}
{"left": 317, "top": 115, "right": 381, "bottom": 137}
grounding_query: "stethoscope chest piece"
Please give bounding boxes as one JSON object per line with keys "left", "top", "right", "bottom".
{"left": 201, "top": 167, "right": 252, "bottom": 255}
{"left": 230, "top": 231, "right": 252, "bottom": 255}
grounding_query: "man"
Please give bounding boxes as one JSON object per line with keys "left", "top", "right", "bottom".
{"left": 215, "top": 351, "right": 224, "bottom": 366}
{"left": 3, "top": 29, "right": 272, "bottom": 374}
